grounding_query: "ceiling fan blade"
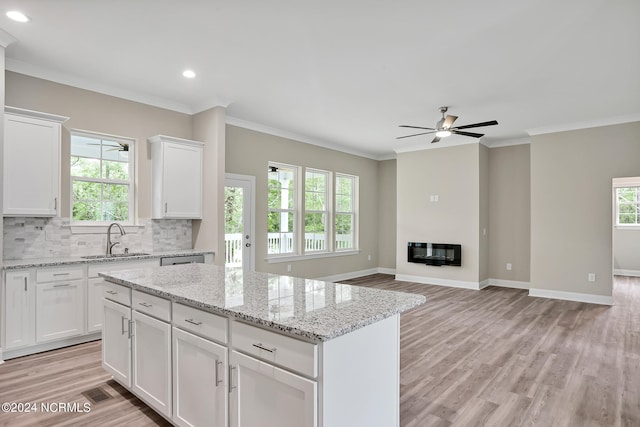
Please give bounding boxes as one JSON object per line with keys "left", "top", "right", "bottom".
{"left": 399, "top": 125, "right": 436, "bottom": 130}
{"left": 453, "top": 130, "right": 484, "bottom": 138}
{"left": 442, "top": 115, "right": 458, "bottom": 129}
{"left": 452, "top": 120, "right": 498, "bottom": 130}
{"left": 396, "top": 131, "right": 436, "bottom": 139}
{"left": 431, "top": 136, "right": 441, "bottom": 143}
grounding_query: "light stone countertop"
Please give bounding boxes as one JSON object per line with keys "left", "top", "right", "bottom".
{"left": 100, "top": 263, "right": 426, "bottom": 343}
{"left": 2, "top": 250, "right": 214, "bottom": 270}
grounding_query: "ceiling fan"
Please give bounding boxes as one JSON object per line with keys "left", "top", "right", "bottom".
{"left": 397, "top": 107, "right": 498, "bottom": 143}
{"left": 87, "top": 141, "right": 129, "bottom": 152}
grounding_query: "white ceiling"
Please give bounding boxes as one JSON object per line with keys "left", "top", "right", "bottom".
{"left": 1, "top": 0, "right": 639, "bottom": 159}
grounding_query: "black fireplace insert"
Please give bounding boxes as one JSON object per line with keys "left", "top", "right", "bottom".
{"left": 407, "top": 242, "right": 461, "bottom": 266}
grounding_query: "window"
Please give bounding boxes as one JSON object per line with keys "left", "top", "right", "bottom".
{"left": 267, "top": 162, "right": 358, "bottom": 260}
{"left": 267, "top": 163, "right": 297, "bottom": 255}
{"left": 616, "top": 186, "right": 640, "bottom": 226}
{"left": 70, "top": 131, "right": 134, "bottom": 224}
{"left": 335, "top": 173, "right": 357, "bottom": 250}
{"left": 305, "top": 169, "right": 329, "bottom": 252}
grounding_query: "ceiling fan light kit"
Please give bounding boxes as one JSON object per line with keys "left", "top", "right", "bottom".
{"left": 398, "top": 106, "right": 498, "bottom": 144}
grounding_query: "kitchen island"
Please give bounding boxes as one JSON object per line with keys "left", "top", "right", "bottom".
{"left": 100, "top": 263, "right": 425, "bottom": 427}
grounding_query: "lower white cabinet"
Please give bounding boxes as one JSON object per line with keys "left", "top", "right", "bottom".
{"left": 87, "top": 278, "right": 105, "bottom": 333}
{"left": 173, "top": 327, "right": 228, "bottom": 427}
{"left": 102, "top": 298, "right": 132, "bottom": 387}
{"left": 131, "top": 310, "right": 172, "bottom": 418}
{"left": 229, "top": 350, "right": 317, "bottom": 427}
{"left": 35, "top": 280, "right": 84, "bottom": 343}
{"left": 3, "top": 271, "right": 35, "bottom": 350}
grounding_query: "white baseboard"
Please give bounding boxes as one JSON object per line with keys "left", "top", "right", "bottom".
{"left": 316, "top": 268, "right": 378, "bottom": 282}
{"left": 529, "top": 288, "right": 613, "bottom": 306}
{"left": 395, "top": 274, "right": 483, "bottom": 290}
{"left": 614, "top": 269, "right": 640, "bottom": 277}
{"left": 488, "top": 278, "right": 531, "bottom": 290}
{"left": 2, "top": 333, "right": 102, "bottom": 361}
{"left": 377, "top": 267, "right": 396, "bottom": 275}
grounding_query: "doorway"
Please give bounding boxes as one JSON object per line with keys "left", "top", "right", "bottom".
{"left": 612, "top": 177, "right": 640, "bottom": 278}
{"left": 224, "top": 174, "right": 256, "bottom": 271}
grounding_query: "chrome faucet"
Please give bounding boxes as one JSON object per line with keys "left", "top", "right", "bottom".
{"left": 106, "top": 223, "right": 126, "bottom": 255}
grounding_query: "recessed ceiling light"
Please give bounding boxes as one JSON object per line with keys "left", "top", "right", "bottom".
{"left": 182, "top": 69, "right": 196, "bottom": 79}
{"left": 6, "top": 11, "right": 30, "bottom": 23}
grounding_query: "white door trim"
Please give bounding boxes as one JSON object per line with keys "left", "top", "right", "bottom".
{"left": 225, "top": 173, "right": 256, "bottom": 271}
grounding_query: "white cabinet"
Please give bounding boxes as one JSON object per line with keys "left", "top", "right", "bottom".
{"left": 102, "top": 297, "right": 132, "bottom": 387}
{"left": 35, "top": 278, "right": 84, "bottom": 343}
{"left": 173, "top": 327, "right": 227, "bottom": 427}
{"left": 3, "top": 107, "right": 68, "bottom": 216}
{"left": 2, "top": 270, "right": 35, "bottom": 350}
{"left": 229, "top": 350, "right": 317, "bottom": 427}
{"left": 87, "top": 260, "right": 159, "bottom": 333}
{"left": 131, "top": 310, "right": 172, "bottom": 418}
{"left": 149, "top": 135, "right": 204, "bottom": 219}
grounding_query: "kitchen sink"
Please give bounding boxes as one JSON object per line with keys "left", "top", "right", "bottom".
{"left": 80, "top": 253, "right": 150, "bottom": 259}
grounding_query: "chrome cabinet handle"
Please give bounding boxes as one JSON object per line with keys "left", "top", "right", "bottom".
{"left": 229, "top": 366, "right": 237, "bottom": 393}
{"left": 165, "top": 202, "right": 168, "bottom": 214}
{"left": 53, "top": 283, "right": 71, "bottom": 288}
{"left": 54, "top": 197, "right": 57, "bottom": 210}
{"left": 53, "top": 273, "right": 70, "bottom": 276}
{"left": 121, "top": 316, "right": 128, "bottom": 335}
{"left": 128, "top": 319, "right": 134, "bottom": 338}
{"left": 138, "top": 302, "right": 152, "bottom": 308}
{"left": 215, "top": 360, "right": 223, "bottom": 386}
{"left": 184, "top": 318, "right": 202, "bottom": 326}
{"left": 106, "top": 290, "right": 118, "bottom": 295}
{"left": 252, "top": 343, "right": 277, "bottom": 353}
{"left": 24, "top": 277, "right": 27, "bottom": 292}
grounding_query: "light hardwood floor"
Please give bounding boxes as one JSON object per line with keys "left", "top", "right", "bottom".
{"left": 0, "top": 275, "right": 638, "bottom": 426}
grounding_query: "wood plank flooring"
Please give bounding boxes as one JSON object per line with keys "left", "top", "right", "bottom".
{"left": 0, "top": 275, "right": 638, "bottom": 426}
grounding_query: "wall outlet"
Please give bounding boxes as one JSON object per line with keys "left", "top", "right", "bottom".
{"left": 506, "top": 263, "right": 512, "bottom": 271}
{"left": 588, "top": 273, "right": 596, "bottom": 282}
{"left": 367, "top": 254, "right": 372, "bottom": 261}
{"left": 287, "top": 264, "right": 292, "bottom": 273}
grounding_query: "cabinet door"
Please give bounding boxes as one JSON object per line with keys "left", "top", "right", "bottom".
{"left": 132, "top": 310, "right": 172, "bottom": 418}
{"left": 3, "top": 114, "right": 60, "bottom": 216}
{"left": 172, "top": 327, "right": 227, "bottom": 427}
{"left": 35, "top": 280, "right": 84, "bottom": 342}
{"left": 87, "top": 278, "right": 105, "bottom": 333}
{"left": 230, "top": 350, "right": 317, "bottom": 427}
{"left": 3, "top": 271, "right": 34, "bottom": 349}
{"left": 102, "top": 298, "right": 132, "bottom": 387}
{"left": 162, "top": 142, "right": 203, "bottom": 219}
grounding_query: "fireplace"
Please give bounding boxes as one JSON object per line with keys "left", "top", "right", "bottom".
{"left": 407, "top": 242, "right": 461, "bottom": 266}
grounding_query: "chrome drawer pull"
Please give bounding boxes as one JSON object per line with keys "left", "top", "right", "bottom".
{"left": 215, "top": 360, "right": 223, "bottom": 386}
{"left": 229, "top": 366, "right": 237, "bottom": 392}
{"left": 252, "top": 343, "right": 277, "bottom": 353}
{"left": 138, "top": 302, "right": 153, "bottom": 308}
{"left": 53, "top": 272, "right": 70, "bottom": 276}
{"left": 53, "top": 283, "right": 71, "bottom": 288}
{"left": 105, "top": 290, "right": 118, "bottom": 295}
{"left": 184, "top": 318, "right": 202, "bottom": 326}
{"left": 121, "top": 316, "right": 128, "bottom": 335}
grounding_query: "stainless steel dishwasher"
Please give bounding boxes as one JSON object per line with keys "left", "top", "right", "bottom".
{"left": 160, "top": 254, "right": 205, "bottom": 266}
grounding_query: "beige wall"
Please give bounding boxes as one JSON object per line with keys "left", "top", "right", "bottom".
{"left": 225, "top": 125, "right": 379, "bottom": 278}
{"left": 396, "top": 144, "right": 481, "bottom": 282}
{"left": 531, "top": 122, "right": 640, "bottom": 297}
{"left": 488, "top": 144, "right": 531, "bottom": 282}
{"left": 614, "top": 226, "right": 640, "bottom": 273}
{"left": 479, "top": 144, "right": 490, "bottom": 282}
{"left": 192, "top": 107, "right": 226, "bottom": 263}
{"left": 5, "top": 72, "right": 193, "bottom": 220}
{"left": 377, "top": 160, "right": 396, "bottom": 269}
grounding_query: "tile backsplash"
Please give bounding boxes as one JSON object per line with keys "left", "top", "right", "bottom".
{"left": 3, "top": 217, "right": 192, "bottom": 260}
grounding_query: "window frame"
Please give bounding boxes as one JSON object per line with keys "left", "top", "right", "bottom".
{"left": 334, "top": 173, "right": 358, "bottom": 252}
{"left": 267, "top": 162, "right": 300, "bottom": 257}
{"left": 266, "top": 162, "right": 359, "bottom": 262}
{"left": 70, "top": 129, "right": 135, "bottom": 226}
{"left": 615, "top": 186, "right": 640, "bottom": 228}
{"left": 304, "top": 168, "right": 331, "bottom": 254}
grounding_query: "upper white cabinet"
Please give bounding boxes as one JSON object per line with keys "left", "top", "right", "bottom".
{"left": 149, "top": 135, "right": 204, "bottom": 219}
{"left": 3, "top": 107, "right": 69, "bottom": 216}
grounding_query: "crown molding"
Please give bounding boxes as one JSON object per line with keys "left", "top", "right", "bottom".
{"left": 527, "top": 113, "right": 640, "bottom": 136}
{"left": 0, "top": 29, "right": 17, "bottom": 48}
{"left": 6, "top": 58, "right": 195, "bottom": 114}
{"left": 225, "top": 115, "right": 381, "bottom": 160}
{"left": 485, "top": 136, "right": 531, "bottom": 148}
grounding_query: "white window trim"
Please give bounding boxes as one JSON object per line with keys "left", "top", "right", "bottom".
{"left": 304, "top": 168, "right": 331, "bottom": 254}
{"left": 267, "top": 162, "right": 300, "bottom": 256}
{"left": 70, "top": 129, "right": 136, "bottom": 226}
{"left": 266, "top": 250, "right": 361, "bottom": 263}
{"left": 335, "top": 173, "right": 359, "bottom": 252}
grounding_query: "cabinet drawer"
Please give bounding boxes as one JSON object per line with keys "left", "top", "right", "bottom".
{"left": 173, "top": 303, "right": 227, "bottom": 344}
{"left": 36, "top": 266, "right": 84, "bottom": 283}
{"left": 132, "top": 290, "right": 170, "bottom": 322}
{"left": 89, "top": 260, "right": 158, "bottom": 278}
{"left": 231, "top": 321, "right": 317, "bottom": 378}
{"left": 103, "top": 282, "right": 131, "bottom": 307}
